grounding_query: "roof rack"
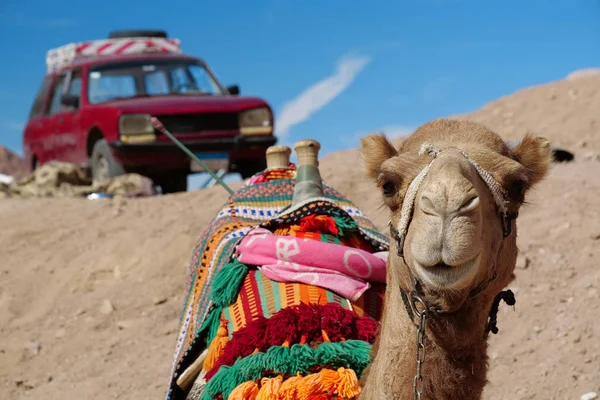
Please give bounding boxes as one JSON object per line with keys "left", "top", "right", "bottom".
{"left": 45, "top": 37, "right": 182, "bottom": 74}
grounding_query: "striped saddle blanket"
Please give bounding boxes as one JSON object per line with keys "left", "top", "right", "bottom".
{"left": 166, "top": 168, "right": 389, "bottom": 400}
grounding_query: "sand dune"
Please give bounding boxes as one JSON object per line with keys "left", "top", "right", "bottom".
{"left": 1, "top": 74, "right": 599, "bottom": 400}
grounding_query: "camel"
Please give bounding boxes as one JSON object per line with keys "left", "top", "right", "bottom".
{"left": 164, "top": 118, "right": 551, "bottom": 400}
{"left": 358, "top": 118, "right": 552, "bottom": 399}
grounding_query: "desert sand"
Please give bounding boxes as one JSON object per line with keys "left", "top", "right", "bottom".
{"left": 1, "top": 72, "right": 599, "bottom": 400}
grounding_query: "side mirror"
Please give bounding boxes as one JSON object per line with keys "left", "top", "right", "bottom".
{"left": 61, "top": 94, "right": 79, "bottom": 109}
{"left": 226, "top": 84, "right": 240, "bottom": 96}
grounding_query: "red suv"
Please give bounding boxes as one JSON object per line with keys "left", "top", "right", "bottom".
{"left": 23, "top": 30, "right": 276, "bottom": 193}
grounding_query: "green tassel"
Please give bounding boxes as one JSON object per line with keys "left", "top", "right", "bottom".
{"left": 202, "top": 340, "right": 372, "bottom": 399}
{"left": 199, "top": 306, "right": 222, "bottom": 344}
{"left": 210, "top": 259, "right": 249, "bottom": 308}
{"left": 333, "top": 215, "right": 358, "bottom": 236}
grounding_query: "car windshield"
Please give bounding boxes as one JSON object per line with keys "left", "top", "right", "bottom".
{"left": 87, "top": 59, "right": 224, "bottom": 104}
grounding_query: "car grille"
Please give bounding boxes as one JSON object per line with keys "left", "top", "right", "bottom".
{"left": 155, "top": 112, "right": 239, "bottom": 133}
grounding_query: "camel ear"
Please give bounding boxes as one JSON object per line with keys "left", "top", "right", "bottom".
{"left": 512, "top": 135, "right": 552, "bottom": 188}
{"left": 361, "top": 134, "right": 398, "bottom": 180}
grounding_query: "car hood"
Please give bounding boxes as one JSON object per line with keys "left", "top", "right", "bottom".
{"left": 102, "top": 95, "right": 270, "bottom": 114}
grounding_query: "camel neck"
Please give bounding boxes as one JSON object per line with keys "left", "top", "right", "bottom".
{"left": 360, "top": 275, "right": 491, "bottom": 399}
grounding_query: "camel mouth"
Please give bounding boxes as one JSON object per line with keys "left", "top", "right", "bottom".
{"left": 413, "top": 253, "right": 481, "bottom": 289}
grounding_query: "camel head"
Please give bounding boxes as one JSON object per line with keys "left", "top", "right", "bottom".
{"left": 361, "top": 118, "right": 551, "bottom": 312}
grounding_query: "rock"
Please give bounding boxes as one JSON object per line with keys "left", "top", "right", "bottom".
{"left": 116, "top": 320, "right": 132, "bottom": 330}
{"left": 577, "top": 140, "right": 588, "bottom": 148}
{"left": 591, "top": 232, "right": 600, "bottom": 240}
{"left": 533, "top": 326, "right": 543, "bottom": 334}
{"left": 568, "top": 88, "right": 578, "bottom": 99}
{"left": 15, "top": 379, "right": 35, "bottom": 390}
{"left": 113, "top": 265, "right": 122, "bottom": 279}
{"left": 516, "top": 254, "right": 531, "bottom": 269}
{"left": 153, "top": 296, "right": 168, "bottom": 306}
{"left": 100, "top": 299, "right": 115, "bottom": 315}
{"left": 583, "top": 152, "right": 600, "bottom": 162}
{"left": 581, "top": 392, "right": 598, "bottom": 400}
{"left": 24, "top": 341, "right": 41, "bottom": 355}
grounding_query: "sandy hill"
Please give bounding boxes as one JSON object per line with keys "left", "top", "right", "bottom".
{"left": 0, "top": 146, "right": 27, "bottom": 179}
{"left": 1, "top": 73, "right": 599, "bottom": 400}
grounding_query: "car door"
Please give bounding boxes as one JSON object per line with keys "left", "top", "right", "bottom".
{"left": 42, "top": 73, "right": 67, "bottom": 161}
{"left": 23, "top": 75, "right": 53, "bottom": 169}
{"left": 54, "top": 69, "right": 83, "bottom": 163}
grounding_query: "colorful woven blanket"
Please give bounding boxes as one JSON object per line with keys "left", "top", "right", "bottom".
{"left": 166, "top": 167, "right": 389, "bottom": 400}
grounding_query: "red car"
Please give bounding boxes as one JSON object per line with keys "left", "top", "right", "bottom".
{"left": 23, "top": 30, "right": 276, "bottom": 193}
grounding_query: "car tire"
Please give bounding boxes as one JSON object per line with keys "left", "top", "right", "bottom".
{"left": 108, "top": 30, "right": 168, "bottom": 39}
{"left": 90, "top": 139, "right": 125, "bottom": 181}
{"left": 157, "top": 173, "right": 188, "bottom": 194}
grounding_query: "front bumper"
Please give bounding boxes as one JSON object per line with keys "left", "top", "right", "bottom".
{"left": 109, "top": 134, "right": 277, "bottom": 172}
{"left": 110, "top": 134, "right": 277, "bottom": 153}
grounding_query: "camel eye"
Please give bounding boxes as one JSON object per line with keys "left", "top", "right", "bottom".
{"left": 382, "top": 181, "right": 397, "bottom": 197}
{"left": 507, "top": 179, "right": 527, "bottom": 203}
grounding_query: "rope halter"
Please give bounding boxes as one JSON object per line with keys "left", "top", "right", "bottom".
{"left": 391, "top": 142, "right": 512, "bottom": 258}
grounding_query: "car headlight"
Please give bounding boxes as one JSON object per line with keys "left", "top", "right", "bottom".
{"left": 119, "top": 114, "right": 156, "bottom": 143}
{"left": 239, "top": 107, "right": 273, "bottom": 136}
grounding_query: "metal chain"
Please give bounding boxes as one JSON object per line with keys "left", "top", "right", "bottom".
{"left": 411, "top": 295, "right": 427, "bottom": 400}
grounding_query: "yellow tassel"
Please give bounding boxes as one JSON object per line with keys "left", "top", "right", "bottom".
{"left": 228, "top": 380, "right": 259, "bottom": 400}
{"left": 282, "top": 338, "right": 291, "bottom": 348}
{"left": 321, "top": 329, "right": 331, "bottom": 342}
{"left": 334, "top": 368, "right": 361, "bottom": 398}
{"left": 276, "top": 373, "right": 303, "bottom": 400}
{"left": 203, "top": 318, "right": 230, "bottom": 372}
{"left": 256, "top": 375, "right": 283, "bottom": 400}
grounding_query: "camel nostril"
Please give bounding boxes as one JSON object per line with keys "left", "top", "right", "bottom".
{"left": 459, "top": 195, "right": 480, "bottom": 214}
{"left": 419, "top": 193, "right": 438, "bottom": 216}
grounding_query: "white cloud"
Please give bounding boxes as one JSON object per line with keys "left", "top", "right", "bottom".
{"left": 7, "top": 121, "right": 24, "bottom": 131}
{"left": 1, "top": 119, "right": 24, "bottom": 132}
{"left": 339, "top": 125, "right": 415, "bottom": 149}
{"left": 276, "top": 54, "right": 372, "bottom": 137}
{"left": 422, "top": 77, "right": 453, "bottom": 103}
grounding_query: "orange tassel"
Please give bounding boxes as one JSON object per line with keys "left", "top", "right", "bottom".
{"left": 295, "top": 372, "right": 325, "bottom": 399}
{"left": 256, "top": 375, "right": 283, "bottom": 400}
{"left": 299, "top": 333, "right": 308, "bottom": 345}
{"left": 317, "top": 368, "right": 340, "bottom": 393}
{"left": 334, "top": 368, "right": 361, "bottom": 398}
{"left": 203, "top": 318, "right": 230, "bottom": 372}
{"left": 276, "top": 373, "right": 303, "bottom": 400}
{"left": 321, "top": 329, "right": 331, "bottom": 342}
{"left": 252, "top": 347, "right": 260, "bottom": 355}
{"left": 228, "top": 381, "right": 259, "bottom": 400}
{"left": 282, "top": 338, "right": 291, "bottom": 348}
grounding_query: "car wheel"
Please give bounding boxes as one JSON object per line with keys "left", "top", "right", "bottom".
{"left": 90, "top": 139, "right": 125, "bottom": 181}
{"left": 157, "top": 173, "right": 188, "bottom": 194}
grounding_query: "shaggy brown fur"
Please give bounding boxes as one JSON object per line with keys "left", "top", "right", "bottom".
{"left": 357, "top": 118, "right": 551, "bottom": 399}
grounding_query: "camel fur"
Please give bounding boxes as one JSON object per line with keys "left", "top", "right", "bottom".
{"left": 357, "top": 118, "right": 551, "bottom": 399}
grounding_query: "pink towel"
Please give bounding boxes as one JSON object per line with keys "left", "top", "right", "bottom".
{"left": 236, "top": 227, "right": 388, "bottom": 301}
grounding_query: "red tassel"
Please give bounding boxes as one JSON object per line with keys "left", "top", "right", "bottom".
{"left": 295, "top": 215, "right": 340, "bottom": 236}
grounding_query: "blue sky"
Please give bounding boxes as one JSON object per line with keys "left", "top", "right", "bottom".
{"left": 1, "top": 0, "right": 599, "bottom": 187}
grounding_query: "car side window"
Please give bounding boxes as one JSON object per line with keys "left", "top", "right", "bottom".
{"left": 64, "top": 70, "right": 83, "bottom": 111}
{"left": 67, "top": 70, "right": 82, "bottom": 98}
{"left": 28, "top": 76, "right": 53, "bottom": 119}
{"left": 47, "top": 74, "right": 67, "bottom": 115}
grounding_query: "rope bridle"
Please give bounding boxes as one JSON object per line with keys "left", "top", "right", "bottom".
{"left": 388, "top": 143, "right": 517, "bottom": 400}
